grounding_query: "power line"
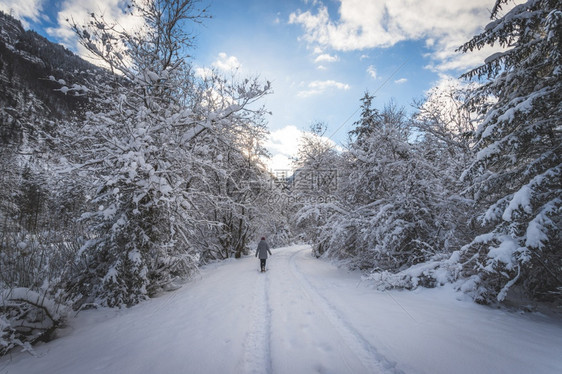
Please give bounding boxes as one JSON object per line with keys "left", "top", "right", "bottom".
{"left": 326, "top": 57, "right": 410, "bottom": 143}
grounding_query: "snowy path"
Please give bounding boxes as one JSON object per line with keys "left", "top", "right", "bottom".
{"left": 269, "top": 247, "right": 402, "bottom": 373}
{"left": 2, "top": 245, "right": 562, "bottom": 374}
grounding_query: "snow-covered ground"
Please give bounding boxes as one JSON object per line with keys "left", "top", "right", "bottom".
{"left": 2, "top": 245, "right": 561, "bottom": 374}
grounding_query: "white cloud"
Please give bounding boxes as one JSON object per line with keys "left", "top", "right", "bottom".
{"left": 394, "top": 78, "right": 407, "bottom": 84}
{"left": 314, "top": 53, "right": 339, "bottom": 63}
{"left": 266, "top": 125, "right": 303, "bottom": 156}
{"left": 193, "top": 53, "right": 241, "bottom": 79}
{"left": 264, "top": 125, "right": 304, "bottom": 170}
{"left": 289, "top": 0, "right": 516, "bottom": 72}
{"left": 367, "top": 65, "right": 377, "bottom": 79}
{"left": 266, "top": 153, "right": 294, "bottom": 172}
{"left": 0, "top": 0, "right": 44, "bottom": 26}
{"left": 39, "top": 0, "right": 146, "bottom": 63}
{"left": 298, "top": 80, "right": 350, "bottom": 97}
{"left": 426, "top": 43, "right": 506, "bottom": 73}
{"left": 264, "top": 125, "right": 339, "bottom": 171}
{"left": 194, "top": 66, "right": 213, "bottom": 79}
{"left": 212, "top": 52, "right": 241, "bottom": 71}
{"left": 49, "top": 0, "right": 143, "bottom": 41}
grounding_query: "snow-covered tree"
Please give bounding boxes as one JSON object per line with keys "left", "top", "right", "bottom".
{"left": 342, "top": 99, "right": 448, "bottom": 270}
{"left": 413, "top": 78, "right": 478, "bottom": 160}
{"left": 453, "top": 0, "right": 562, "bottom": 303}
{"left": 292, "top": 122, "right": 342, "bottom": 256}
{"left": 183, "top": 73, "right": 273, "bottom": 261}
{"left": 58, "top": 0, "right": 272, "bottom": 307}
{"left": 297, "top": 96, "right": 454, "bottom": 273}
{"left": 411, "top": 78, "right": 480, "bottom": 247}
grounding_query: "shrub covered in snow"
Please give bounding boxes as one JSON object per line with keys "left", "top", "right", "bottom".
{"left": 0, "top": 232, "right": 73, "bottom": 356}
{"left": 0, "top": 287, "right": 67, "bottom": 356}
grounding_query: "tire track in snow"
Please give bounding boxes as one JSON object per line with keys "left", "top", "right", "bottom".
{"left": 289, "top": 248, "right": 405, "bottom": 374}
{"left": 241, "top": 268, "right": 273, "bottom": 374}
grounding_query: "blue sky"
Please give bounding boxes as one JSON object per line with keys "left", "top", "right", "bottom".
{"left": 1, "top": 0, "right": 504, "bottom": 170}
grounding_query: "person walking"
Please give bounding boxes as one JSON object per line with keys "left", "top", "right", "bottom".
{"left": 255, "top": 237, "right": 272, "bottom": 272}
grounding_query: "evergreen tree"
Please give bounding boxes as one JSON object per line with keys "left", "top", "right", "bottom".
{"left": 298, "top": 97, "right": 456, "bottom": 273}
{"left": 455, "top": 0, "right": 562, "bottom": 303}
{"left": 340, "top": 100, "right": 450, "bottom": 270}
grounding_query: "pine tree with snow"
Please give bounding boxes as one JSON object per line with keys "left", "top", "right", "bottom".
{"left": 343, "top": 99, "right": 456, "bottom": 271}
{"left": 455, "top": 0, "right": 561, "bottom": 303}
{"left": 300, "top": 96, "right": 456, "bottom": 273}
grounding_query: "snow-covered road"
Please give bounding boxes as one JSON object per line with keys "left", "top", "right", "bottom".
{"left": 2, "top": 245, "right": 561, "bottom": 374}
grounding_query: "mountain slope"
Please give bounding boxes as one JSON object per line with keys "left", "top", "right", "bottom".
{"left": 0, "top": 10, "right": 107, "bottom": 146}
{"left": 1, "top": 245, "right": 561, "bottom": 374}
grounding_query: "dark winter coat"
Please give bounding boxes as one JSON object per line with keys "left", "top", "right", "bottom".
{"left": 255, "top": 239, "right": 272, "bottom": 259}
